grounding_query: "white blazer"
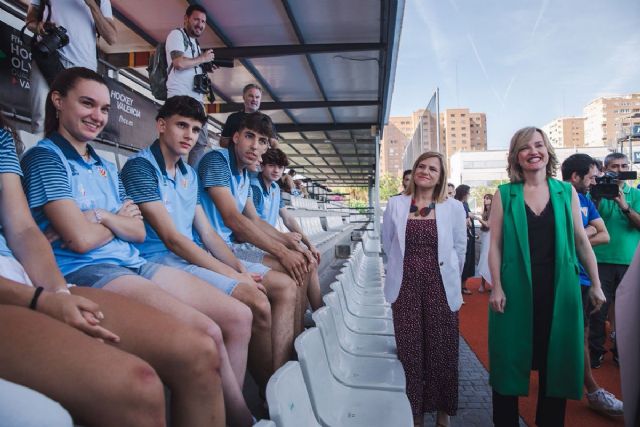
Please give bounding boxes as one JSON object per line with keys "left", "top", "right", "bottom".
{"left": 382, "top": 194, "right": 467, "bottom": 311}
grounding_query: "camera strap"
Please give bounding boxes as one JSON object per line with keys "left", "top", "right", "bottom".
{"left": 180, "top": 28, "right": 202, "bottom": 75}
{"left": 21, "top": 0, "right": 51, "bottom": 45}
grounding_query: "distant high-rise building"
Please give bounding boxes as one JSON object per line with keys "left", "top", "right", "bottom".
{"left": 439, "top": 108, "right": 487, "bottom": 173}
{"left": 583, "top": 93, "right": 640, "bottom": 147}
{"left": 381, "top": 109, "right": 437, "bottom": 177}
{"left": 541, "top": 117, "right": 585, "bottom": 148}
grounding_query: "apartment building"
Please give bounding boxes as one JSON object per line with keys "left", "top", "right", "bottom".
{"left": 541, "top": 117, "right": 585, "bottom": 148}
{"left": 584, "top": 93, "right": 640, "bottom": 147}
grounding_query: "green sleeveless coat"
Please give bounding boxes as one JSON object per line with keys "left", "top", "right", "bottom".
{"left": 488, "top": 179, "right": 583, "bottom": 399}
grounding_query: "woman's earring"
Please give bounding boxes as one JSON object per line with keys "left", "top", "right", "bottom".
{"left": 55, "top": 110, "right": 59, "bottom": 119}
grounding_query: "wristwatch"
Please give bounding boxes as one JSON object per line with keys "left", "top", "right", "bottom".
{"left": 621, "top": 206, "right": 631, "bottom": 215}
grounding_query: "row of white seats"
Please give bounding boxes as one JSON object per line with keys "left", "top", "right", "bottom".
{"left": 290, "top": 197, "right": 319, "bottom": 210}
{"left": 266, "top": 239, "right": 413, "bottom": 426}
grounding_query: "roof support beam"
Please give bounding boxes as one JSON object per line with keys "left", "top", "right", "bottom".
{"left": 285, "top": 154, "right": 374, "bottom": 158}
{"left": 275, "top": 123, "right": 376, "bottom": 132}
{"left": 103, "top": 43, "right": 382, "bottom": 68}
{"left": 281, "top": 139, "right": 374, "bottom": 145}
{"left": 206, "top": 100, "right": 379, "bottom": 114}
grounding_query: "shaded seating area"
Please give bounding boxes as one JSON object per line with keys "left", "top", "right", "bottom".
{"left": 266, "top": 231, "right": 412, "bottom": 426}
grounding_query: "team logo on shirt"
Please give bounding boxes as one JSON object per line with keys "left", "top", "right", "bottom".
{"left": 97, "top": 166, "right": 107, "bottom": 177}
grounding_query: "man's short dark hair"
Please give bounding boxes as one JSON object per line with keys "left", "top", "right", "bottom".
{"left": 561, "top": 153, "right": 597, "bottom": 181}
{"left": 447, "top": 182, "right": 455, "bottom": 188}
{"left": 604, "top": 152, "right": 628, "bottom": 168}
{"left": 402, "top": 169, "right": 411, "bottom": 179}
{"left": 237, "top": 112, "right": 274, "bottom": 140}
{"left": 594, "top": 159, "right": 603, "bottom": 172}
{"left": 262, "top": 148, "right": 289, "bottom": 167}
{"left": 156, "top": 96, "right": 207, "bottom": 124}
{"left": 186, "top": 4, "right": 206, "bottom": 16}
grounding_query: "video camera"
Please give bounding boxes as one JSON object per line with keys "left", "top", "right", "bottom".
{"left": 590, "top": 170, "right": 637, "bottom": 200}
{"left": 34, "top": 23, "right": 69, "bottom": 54}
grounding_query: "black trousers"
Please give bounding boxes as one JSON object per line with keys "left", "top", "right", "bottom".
{"left": 492, "top": 363, "right": 566, "bottom": 427}
{"left": 588, "top": 263, "right": 628, "bottom": 357}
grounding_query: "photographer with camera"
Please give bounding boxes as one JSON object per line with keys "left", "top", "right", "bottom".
{"left": 589, "top": 152, "right": 640, "bottom": 372}
{"left": 26, "top": 0, "right": 117, "bottom": 135}
{"left": 561, "top": 154, "right": 624, "bottom": 416}
{"left": 166, "top": 4, "right": 217, "bottom": 165}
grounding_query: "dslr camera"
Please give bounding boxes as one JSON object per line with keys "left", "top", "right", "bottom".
{"left": 200, "top": 58, "right": 234, "bottom": 72}
{"left": 193, "top": 73, "right": 215, "bottom": 102}
{"left": 35, "top": 23, "right": 69, "bottom": 54}
{"left": 590, "top": 170, "right": 637, "bottom": 200}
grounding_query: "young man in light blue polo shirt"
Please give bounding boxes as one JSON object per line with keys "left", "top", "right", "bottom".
{"left": 121, "top": 96, "right": 283, "bottom": 394}
{"left": 21, "top": 67, "right": 254, "bottom": 426}
{"left": 252, "top": 147, "right": 323, "bottom": 311}
{"left": 197, "top": 112, "right": 314, "bottom": 374}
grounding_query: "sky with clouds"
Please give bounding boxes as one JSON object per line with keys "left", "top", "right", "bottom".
{"left": 389, "top": 0, "right": 640, "bottom": 149}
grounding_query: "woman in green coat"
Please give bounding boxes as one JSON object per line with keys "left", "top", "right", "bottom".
{"left": 487, "top": 127, "right": 606, "bottom": 426}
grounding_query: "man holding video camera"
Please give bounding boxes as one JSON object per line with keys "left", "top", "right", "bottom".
{"left": 589, "top": 152, "right": 640, "bottom": 369}
{"left": 26, "top": 0, "right": 117, "bottom": 134}
{"left": 166, "top": 4, "right": 217, "bottom": 165}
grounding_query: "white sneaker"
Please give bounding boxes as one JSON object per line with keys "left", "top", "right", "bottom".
{"left": 587, "top": 388, "right": 624, "bottom": 416}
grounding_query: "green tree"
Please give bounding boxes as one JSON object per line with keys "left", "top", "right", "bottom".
{"left": 380, "top": 173, "right": 402, "bottom": 201}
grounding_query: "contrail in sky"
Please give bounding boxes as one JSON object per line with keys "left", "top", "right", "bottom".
{"left": 531, "top": 0, "right": 550, "bottom": 37}
{"left": 467, "top": 33, "right": 504, "bottom": 106}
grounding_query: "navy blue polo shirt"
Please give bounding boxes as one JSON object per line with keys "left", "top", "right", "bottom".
{"left": 578, "top": 193, "right": 601, "bottom": 286}
{"left": 251, "top": 173, "right": 284, "bottom": 227}
{"left": 20, "top": 132, "right": 145, "bottom": 275}
{"left": 0, "top": 129, "right": 23, "bottom": 258}
{"left": 121, "top": 140, "right": 200, "bottom": 257}
{"left": 197, "top": 147, "right": 252, "bottom": 244}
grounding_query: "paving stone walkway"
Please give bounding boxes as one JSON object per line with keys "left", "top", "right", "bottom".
{"left": 420, "top": 337, "right": 527, "bottom": 427}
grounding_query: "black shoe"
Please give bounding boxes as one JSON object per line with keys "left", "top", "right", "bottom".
{"left": 591, "top": 353, "right": 604, "bottom": 369}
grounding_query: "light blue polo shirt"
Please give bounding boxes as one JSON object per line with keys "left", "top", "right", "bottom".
{"left": 197, "top": 147, "right": 252, "bottom": 244}
{"left": 251, "top": 173, "right": 284, "bottom": 227}
{"left": 20, "top": 132, "right": 145, "bottom": 275}
{"left": 0, "top": 129, "right": 23, "bottom": 258}
{"left": 121, "top": 141, "right": 200, "bottom": 257}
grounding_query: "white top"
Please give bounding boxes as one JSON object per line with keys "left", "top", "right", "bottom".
{"left": 381, "top": 195, "right": 467, "bottom": 310}
{"left": 165, "top": 28, "right": 204, "bottom": 103}
{"left": 31, "top": 0, "right": 112, "bottom": 70}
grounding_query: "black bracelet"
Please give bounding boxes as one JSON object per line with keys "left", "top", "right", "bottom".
{"left": 29, "top": 286, "right": 44, "bottom": 310}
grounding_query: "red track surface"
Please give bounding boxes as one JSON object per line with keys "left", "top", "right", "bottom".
{"left": 459, "top": 278, "right": 624, "bottom": 427}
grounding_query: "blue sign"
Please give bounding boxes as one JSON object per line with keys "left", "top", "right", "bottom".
{"left": 633, "top": 125, "right": 640, "bottom": 137}
{"left": 634, "top": 151, "right": 640, "bottom": 164}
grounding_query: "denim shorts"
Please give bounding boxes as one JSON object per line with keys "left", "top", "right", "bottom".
{"left": 230, "top": 242, "right": 267, "bottom": 264}
{"left": 240, "top": 259, "right": 270, "bottom": 277}
{"left": 148, "top": 252, "right": 240, "bottom": 295}
{"left": 65, "top": 262, "right": 161, "bottom": 289}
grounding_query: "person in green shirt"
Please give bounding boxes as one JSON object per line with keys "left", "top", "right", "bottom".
{"left": 588, "top": 152, "right": 640, "bottom": 369}
{"left": 488, "top": 127, "right": 605, "bottom": 426}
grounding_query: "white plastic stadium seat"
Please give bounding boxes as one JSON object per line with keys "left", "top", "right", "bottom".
{"left": 330, "top": 281, "right": 392, "bottom": 319}
{"left": 314, "top": 303, "right": 397, "bottom": 359}
{"left": 324, "top": 292, "right": 394, "bottom": 336}
{"left": 312, "top": 314, "right": 405, "bottom": 392}
{"left": 295, "top": 329, "right": 412, "bottom": 427}
{"left": 266, "top": 361, "right": 320, "bottom": 427}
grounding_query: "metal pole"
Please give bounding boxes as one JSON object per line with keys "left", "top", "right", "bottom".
{"left": 436, "top": 87, "right": 441, "bottom": 153}
{"left": 374, "top": 133, "right": 381, "bottom": 236}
